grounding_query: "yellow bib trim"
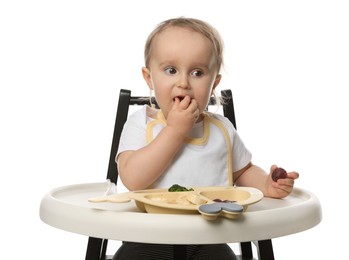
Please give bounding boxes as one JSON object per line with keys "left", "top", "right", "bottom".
{"left": 146, "top": 111, "right": 233, "bottom": 185}
{"left": 146, "top": 111, "right": 210, "bottom": 145}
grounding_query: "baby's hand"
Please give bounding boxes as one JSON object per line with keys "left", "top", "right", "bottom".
{"left": 166, "top": 96, "right": 200, "bottom": 138}
{"left": 266, "top": 165, "right": 299, "bottom": 199}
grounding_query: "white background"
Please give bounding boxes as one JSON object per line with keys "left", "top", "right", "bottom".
{"left": 1, "top": 0, "right": 348, "bottom": 259}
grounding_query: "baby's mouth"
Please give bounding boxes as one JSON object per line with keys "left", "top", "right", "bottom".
{"left": 174, "top": 96, "right": 185, "bottom": 102}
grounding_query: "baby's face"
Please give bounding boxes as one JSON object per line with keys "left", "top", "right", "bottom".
{"left": 143, "top": 26, "right": 221, "bottom": 118}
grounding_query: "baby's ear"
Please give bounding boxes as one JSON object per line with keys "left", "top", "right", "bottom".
{"left": 142, "top": 67, "right": 153, "bottom": 90}
{"left": 212, "top": 74, "right": 222, "bottom": 91}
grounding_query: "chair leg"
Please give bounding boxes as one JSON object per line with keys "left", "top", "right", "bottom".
{"left": 256, "top": 239, "right": 274, "bottom": 260}
{"left": 85, "top": 237, "right": 109, "bottom": 260}
{"left": 240, "top": 242, "right": 253, "bottom": 258}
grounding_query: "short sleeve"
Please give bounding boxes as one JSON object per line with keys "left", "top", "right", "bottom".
{"left": 116, "top": 106, "right": 148, "bottom": 162}
{"left": 213, "top": 114, "right": 252, "bottom": 172}
{"left": 231, "top": 128, "right": 252, "bottom": 172}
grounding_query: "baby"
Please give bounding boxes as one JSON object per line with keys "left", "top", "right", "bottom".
{"left": 113, "top": 17, "right": 299, "bottom": 260}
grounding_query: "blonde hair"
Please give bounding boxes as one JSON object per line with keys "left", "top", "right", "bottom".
{"left": 144, "top": 17, "right": 224, "bottom": 73}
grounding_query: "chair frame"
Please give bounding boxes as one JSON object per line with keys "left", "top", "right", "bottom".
{"left": 85, "top": 89, "right": 274, "bottom": 260}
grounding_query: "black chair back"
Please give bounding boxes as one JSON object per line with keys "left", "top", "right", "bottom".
{"left": 85, "top": 88, "right": 238, "bottom": 260}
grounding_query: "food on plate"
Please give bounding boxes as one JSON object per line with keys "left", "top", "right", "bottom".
{"left": 186, "top": 193, "right": 207, "bottom": 205}
{"left": 213, "top": 199, "right": 236, "bottom": 203}
{"left": 168, "top": 184, "right": 194, "bottom": 192}
{"left": 271, "top": 167, "right": 288, "bottom": 182}
{"left": 168, "top": 195, "right": 190, "bottom": 205}
{"left": 149, "top": 193, "right": 206, "bottom": 206}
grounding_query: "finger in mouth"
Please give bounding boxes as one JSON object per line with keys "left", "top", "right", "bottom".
{"left": 174, "top": 96, "right": 185, "bottom": 102}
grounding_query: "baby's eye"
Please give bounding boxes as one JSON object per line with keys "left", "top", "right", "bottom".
{"left": 192, "top": 70, "right": 203, "bottom": 77}
{"left": 165, "top": 67, "right": 177, "bottom": 75}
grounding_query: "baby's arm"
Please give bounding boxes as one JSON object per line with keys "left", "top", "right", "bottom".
{"left": 234, "top": 163, "right": 299, "bottom": 198}
{"left": 118, "top": 96, "right": 199, "bottom": 191}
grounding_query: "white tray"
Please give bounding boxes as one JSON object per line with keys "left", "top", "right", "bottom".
{"left": 40, "top": 182, "right": 322, "bottom": 244}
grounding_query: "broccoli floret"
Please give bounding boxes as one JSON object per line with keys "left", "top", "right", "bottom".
{"left": 168, "top": 184, "right": 194, "bottom": 192}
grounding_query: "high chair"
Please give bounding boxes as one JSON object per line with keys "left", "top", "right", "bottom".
{"left": 84, "top": 88, "right": 274, "bottom": 260}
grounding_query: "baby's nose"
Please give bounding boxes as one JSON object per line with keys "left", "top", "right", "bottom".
{"left": 177, "top": 75, "right": 190, "bottom": 89}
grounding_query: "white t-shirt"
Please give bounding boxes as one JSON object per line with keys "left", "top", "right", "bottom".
{"left": 117, "top": 105, "right": 252, "bottom": 189}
